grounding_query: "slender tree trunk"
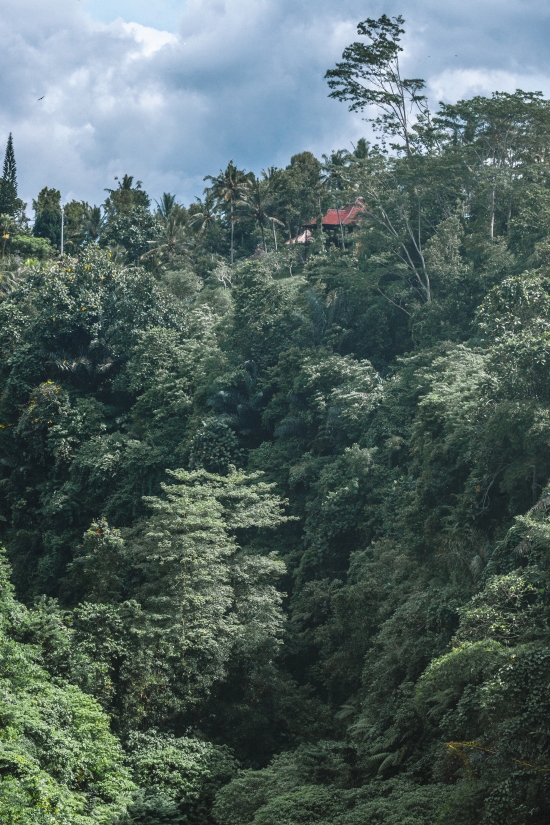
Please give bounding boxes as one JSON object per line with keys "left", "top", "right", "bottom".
{"left": 260, "top": 223, "right": 267, "bottom": 252}
{"left": 271, "top": 221, "right": 278, "bottom": 251}
{"left": 336, "top": 206, "right": 345, "bottom": 249}
{"left": 395, "top": 62, "right": 412, "bottom": 157}
{"left": 230, "top": 199, "right": 234, "bottom": 264}
{"left": 490, "top": 188, "right": 495, "bottom": 240}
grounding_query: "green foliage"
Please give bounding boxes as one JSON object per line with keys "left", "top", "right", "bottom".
{"left": 6, "top": 55, "right": 550, "bottom": 825}
{"left": 229, "top": 261, "right": 309, "bottom": 369}
{"left": 68, "top": 519, "right": 127, "bottom": 603}
{"left": 0, "top": 133, "right": 20, "bottom": 217}
{"left": 189, "top": 418, "right": 244, "bottom": 474}
{"left": 212, "top": 744, "right": 352, "bottom": 825}
{"left": 123, "top": 731, "right": 236, "bottom": 825}
{"left": 214, "top": 757, "right": 450, "bottom": 825}
{"left": 33, "top": 187, "right": 62, "bottom": 248}
{"left": 10, "top": 234, "right": 54, "bottom": 260}
{"left": 101, "top": 206, "right": 161, "bottom": 262}
{"left": 2, "top": 134, "right": 17, "bottom": 191}
{"left": 0, "top": 247, "right": 186, "bottom": 594}
{"left": 103, "top": 175, "right": 150, "bottom": 217}
{"left": 63, "top": 201, "right": 102, "bottom": 250}
{"left": 57, "top": 470, "right": 288, "bottom": 731}
{"left": 251, "top": 786, "right": 346, "bottom": 825}
{"left": 0, "top": 548, "right": 135, "bottom": 824}
{"left": 123, "top": 468, "right": 288, "bottom": 718}
{"left": 275, "top": 152, "right": 326, "bottom": 238}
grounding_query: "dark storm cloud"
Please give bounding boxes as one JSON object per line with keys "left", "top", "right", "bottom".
{"left": 0, "top": 0, "right": 549, "bottom": 209}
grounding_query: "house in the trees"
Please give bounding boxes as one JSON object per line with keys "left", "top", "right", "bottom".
{"left": 298, "top": 198, "right": 365, "bottom": 246}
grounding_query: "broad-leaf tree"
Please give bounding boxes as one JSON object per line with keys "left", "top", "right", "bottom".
{"left": 325, "top": 15, "right": 428, "bottom": 155}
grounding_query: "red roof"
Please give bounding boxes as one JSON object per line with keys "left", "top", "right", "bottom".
{"left": 305, "top": 200, "right": 365, "bottom": 228}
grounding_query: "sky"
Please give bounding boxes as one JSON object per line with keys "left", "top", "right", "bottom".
{"left": 1, "top": 0, "right": 550, "bottom": 210}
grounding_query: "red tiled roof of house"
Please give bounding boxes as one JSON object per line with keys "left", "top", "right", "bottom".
{"left": 304, "top": 200, "right": 365, "bottom": 228}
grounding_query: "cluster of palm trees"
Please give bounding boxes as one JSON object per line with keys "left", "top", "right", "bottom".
{"left": 145, "top": 146, "right": 372, "bottom": 267}
{"left": 197, "top": 150, "right": 365, "bottom": 260}
{"left": 203, "top": 162, "right": 284, "bottom": 260}
{"left": 148, "top": 163, "right": 283, "bottom": 265}
{"left": 204, "top": 161, "right": 246, "bottom": 263}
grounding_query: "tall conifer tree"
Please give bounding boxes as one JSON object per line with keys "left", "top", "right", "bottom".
{"left": 3, "top": 133, "right": 17, "bottom": 190}
{"left": 0, "top": 132, "right": 18, "bottom": 215}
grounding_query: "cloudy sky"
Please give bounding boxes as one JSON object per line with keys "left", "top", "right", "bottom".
{"left": 1, "top": 0, "right": 549, "bottom": 210}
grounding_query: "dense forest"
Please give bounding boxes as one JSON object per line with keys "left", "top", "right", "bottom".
{"left": 3, "top": 14, "right": 550, "bottom": 824}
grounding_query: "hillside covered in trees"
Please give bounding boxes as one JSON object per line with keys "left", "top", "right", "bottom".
{"left": 3, "top": 15, "right": 550, "bottom": 825}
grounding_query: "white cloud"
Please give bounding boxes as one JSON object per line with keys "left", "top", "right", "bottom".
{"left": 428, "top": 69, "right": 550, "bottom": 105}
{"left": 116, "top": 21, "right": 177, "bottom": 57}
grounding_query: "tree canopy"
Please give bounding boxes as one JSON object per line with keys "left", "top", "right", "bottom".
{"left": 3, "top": 18, "right": 550, "bottom": 823}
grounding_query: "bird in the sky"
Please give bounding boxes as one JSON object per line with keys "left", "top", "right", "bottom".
{"left": 38, "top": 95, "right": 45, "bottom": 100}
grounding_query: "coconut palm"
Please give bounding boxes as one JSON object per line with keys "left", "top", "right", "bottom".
{"left": 83, "top": 205, "right": 103, "bottom": 243}
{"left": 321, "top": 151, "right": 353, "bottom": 248}
{"left": 142, "top": 194, "right": 188, "bottom": 267}
{"left": 156, "top": 192, "right": 177, "bottom": 221}
{"left": 142, "top": 215, "right": 188, "bottom": 268}
{"left": 189, "top": 190, "right": 218, "bottom": 237}
{"left": 321, "top": 149, "right": 351, "bottom": 192}
{"left": 237, "top": 174, "right": 280, "bottom": 253}
{"left": 204, "top": 161, "right": 247, "bottom": 264}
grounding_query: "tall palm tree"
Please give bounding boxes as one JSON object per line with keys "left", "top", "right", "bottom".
{"left": 321, "top": 151, "right": 352, "bottom": 248}
{"left": 260, "top": 167, "right": 285, "bottom": 250}
{"left": 156, "top": 192, "right": 177, "bottom": 221}
{"left": 141, "top": 193, "right": 188, "bottom": 268}
{"left": 321, "top": 149, "right": 351, "bottom": 192}
{"left": 189, "top": 191, "right": 218, "bottom": 238}
{"left": 237, "top": 174, "right": 279, "bottom": 253}
{"left": 84, "top": 206, "right": 103, "bottom": 243}
{"left": 143, "top": 214, "right": 188, "bottom": 268}
{"left": 156, "top": 193, "right": 187, "bottom": 233}
{"left": 205, "top": 161, "right": 247, "bottom": 264}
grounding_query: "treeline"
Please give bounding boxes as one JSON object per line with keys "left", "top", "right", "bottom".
{"left": 3, "top": 15, "right": 550, "bottom": 825}
{"left": 0, "top": 150, "right": 330, "bottom": 263}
